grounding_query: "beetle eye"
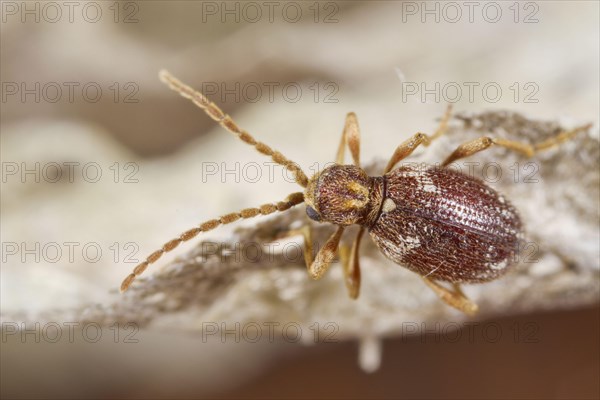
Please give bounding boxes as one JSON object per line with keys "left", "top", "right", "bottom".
{"left": 306, "top": 206, "right": 321, "bottom": 221}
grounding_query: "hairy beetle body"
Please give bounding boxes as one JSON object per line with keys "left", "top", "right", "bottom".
{"left": 369, "top": 165, "right": 523, "bottom": 283}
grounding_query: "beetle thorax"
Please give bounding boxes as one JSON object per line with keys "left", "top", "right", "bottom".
{"left": 304, "top": 165, "right": 382, "bottom": 226}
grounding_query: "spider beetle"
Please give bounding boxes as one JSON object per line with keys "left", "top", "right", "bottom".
{"left": 121, "top": 70, "right": 590, "bottom": 315}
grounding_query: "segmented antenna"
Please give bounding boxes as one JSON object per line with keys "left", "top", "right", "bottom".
{"left": 121, "top": 70, "right": 312, "bottom": 292}
{"left": 159, "top": 70, "right": 308, "bottom": 188}
{"left": 120, "top": 192, "right": 305, "bottom": 292}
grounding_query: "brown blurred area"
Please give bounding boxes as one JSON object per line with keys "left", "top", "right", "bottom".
{"left": 219, "top": 307, "right": 600, "bottom": 400}
{"left": 2, "top": 2, "right": 597, "bottom": 157}
{"left": 1, "top": 2, "right": 365, "bottom": 157}
{"left": 2, "top": 307, "right": 598, "bottom": 399}
{"left": 1, "top": 1, "right": 599, "bottom": 399}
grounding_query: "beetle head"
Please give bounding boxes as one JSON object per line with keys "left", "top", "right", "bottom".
{"left": 304, "top": 165, "right": 371, "bottom": 226}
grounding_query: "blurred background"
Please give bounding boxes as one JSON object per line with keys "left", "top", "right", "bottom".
{"left": 1, "top": 1, "right": 599, "bottom": 399}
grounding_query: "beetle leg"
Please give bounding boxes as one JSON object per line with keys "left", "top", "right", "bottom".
{"left": 452, "top": 283, "right": 468, "bottom": 298}
{"left": 422, "top": 277, "right": 479, "bottom": 316}
{"left": 336, "top": 112, "right": 361, "bottom": 166}
{"left": 441, "top": 123, "right": 592, "bottom": 167}
{"left": 339, "top": 227, "right": 365, "bottom": 299}
{"left": 309, "top": 226, "right": 346, "bottom": 280}
{"left": 384, "top": 132, "right": 433, "bottom": 174}
{"left": 278, "top": 225, "right": 346, "bottom": 280}
{"left": 384, "top": 105, "right": 453, "bottom": 174}
{"left": 429, "top": 103, "right": 453, "bottom": 142}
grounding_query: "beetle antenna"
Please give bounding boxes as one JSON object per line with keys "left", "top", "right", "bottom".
{"left": 120, "top": 192, "right": 305, "bottom": 292}
{"left": 159, "top": 70, "right": 308, "bottom": 188}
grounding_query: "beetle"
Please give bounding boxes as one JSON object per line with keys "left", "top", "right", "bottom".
{"left": 120, "top": 70, "right": 589, "bottom": 315}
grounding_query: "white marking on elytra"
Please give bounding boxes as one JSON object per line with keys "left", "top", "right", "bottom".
{"left": 489, "top": 259, "right": 508, "bottom": 270}
{"left": 400, "top": 168, "right": 439, "bottom": 194}
{"left": 423, "top": 183, "right": 438, "bottom": 193}
{"left": 419, "top": 172, "right": 438, "bottom": 194}
{"left": 400, "top": 236, "right": 421, "bottom": 252}
{"left": 387, "top": 235, "right": 421, "bottom": 258}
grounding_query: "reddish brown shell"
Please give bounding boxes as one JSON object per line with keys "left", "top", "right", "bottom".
{"left": 368, "top": 165, "right": 523, "bottom": 283}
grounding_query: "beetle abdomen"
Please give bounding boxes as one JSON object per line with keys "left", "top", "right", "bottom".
{"left": 369, "top": 165, "right": 523, "bottom": 283}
